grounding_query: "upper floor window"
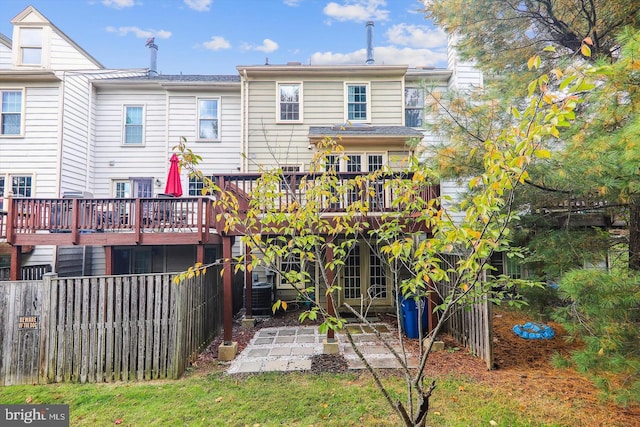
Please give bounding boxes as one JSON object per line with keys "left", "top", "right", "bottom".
{"left": 1, "top": 90, "right": 23, "bottom": 136}
{"left": 278, "top": 83, "right": 302, "bottom": 122}
{"left": 346, "top": 83, "right": 369, "bottom": 122}
{"left": 124, "top": 105, "right": 143, "bottom": 145}
{"left": 20, "top": 28, "right": 43, "bottom": 65}
{"left": 405, "top": 87, "right": 425, "bottom": 128}
{"left": 198, "top": 99, "right": 219, "bottom": 140}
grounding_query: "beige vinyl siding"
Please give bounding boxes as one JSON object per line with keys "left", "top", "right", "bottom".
{"left": 370, "top": 80, "right": 403, "bottom": 124}
{"left": 245, "top": 77, "right": 406, "bottom": 171}
{"left": 93, "top": 90, "right": 168, "bottom": 197}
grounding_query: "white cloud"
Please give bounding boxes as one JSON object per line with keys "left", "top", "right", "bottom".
{"left": 323, "top": 0, "right": 390, "bottom": 23}
{"left": 310, "top": 45, "right": 447, "bottom": 68}
{"left": 241, "top": 39, "right": 279, "bottom": 53}
{"left": 184, "top": 0, "right": 212, "bottom": 12}
{"left": 102, "top": 0, "right": 135, "bottom": 9}
{"left": 106, "top": 26, "right": 172, "bottom": 39}
{"left": 202, "top": 36, "right": 231, "bottom": 50}
{"left": 385, "top": 24, "right": 447, "bottom": 49}
{"left": 283, "top": 0, "right": 302, "bottom": 5}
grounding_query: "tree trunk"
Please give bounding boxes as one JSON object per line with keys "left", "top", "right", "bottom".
{"left": 629, "top": 197, "right": 640, "bottom": 271}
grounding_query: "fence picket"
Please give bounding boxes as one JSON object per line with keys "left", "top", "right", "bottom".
{"left": 121, "top": 277, "right": 131, "bottom": 382}
{"left": 1, "top": 264, "right": 234, "bottom": 384}
{"left": 114, "top": 277, "right": 123, "bottom": 382}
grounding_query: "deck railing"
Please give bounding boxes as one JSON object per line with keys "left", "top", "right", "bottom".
{"left": 216, "top": 171, "right": 440, "bottom": 215}
{"left": 1, "top": 172, "right": 441, "bottom": 241}
{"left": 3, "top": 196, "right": 213, "bottom": 241}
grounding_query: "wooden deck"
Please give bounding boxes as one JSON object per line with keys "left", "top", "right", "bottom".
{"left": 2, "top": 196, "right": 219, "bottom": 246}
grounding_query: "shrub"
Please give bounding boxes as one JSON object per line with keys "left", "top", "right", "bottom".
{"left": 552, "top": 268, "right": 640, "bottom": 405}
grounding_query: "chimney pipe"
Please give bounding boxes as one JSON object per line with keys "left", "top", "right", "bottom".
{"left": 365, "top": 21, "right": 375, "bottom": 65}
{"left": 146, "top": 37, "right": 158, "bottom": 76}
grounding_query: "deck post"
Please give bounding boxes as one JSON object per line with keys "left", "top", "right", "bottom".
{"left": 10, "top": 245, "right": 22, "bottom": 280}
{"left": 245, "top": 247, "right": 252, "bottom": 317}
{"left": 218, "top": 235, "right": 238, "bottom": 360}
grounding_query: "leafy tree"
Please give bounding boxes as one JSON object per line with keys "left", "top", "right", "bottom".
{"left": 177, "top": 57, "right": 581, "bottom": 425}
{"left": 424, "top": 1, "right": 640, "bottom": 270}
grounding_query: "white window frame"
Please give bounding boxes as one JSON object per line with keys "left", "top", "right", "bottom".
{"left": 197, "top": 98, "right": 221, "bottom": 141}
{"left": 344, "top": 82, "right": 370, "bottom": 123}
{"left": 326, "top": 151, "right": 386, "bottom": 172}
{"left": 113, "top": 180, "right": 132, "bottom": 198}
{"left": 340, "top": 241, "right": 391, "bottom": 306}
{"left": 188, "top": 174, "right": 215, "bottom": 196}
{"left": 276, "top": 82, "right": 303, "bottom": 123}
{"left": 0, "top": 89, "right": 24, "bottom": 137}
{"left": 19, "top": 27, "right": 43, "bottom": 66}
{"left": 122, "top": 105, "right": 144, "bottom": 145}
{"left": 0, "top": 173, "right": 35, "bottom": 210}
{"left": 277, "top": 252, "right": 315, "bottom": 290}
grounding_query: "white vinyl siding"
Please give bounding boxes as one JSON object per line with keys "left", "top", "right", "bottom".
{"left": 0, "top": 86, "right": 60, "bottom": 200}
{"left": 0, "top": 42, "right": 11, "bottom": 69}
{"left": 93, "top": 90, "right": 166, "bottom": 197}
{"left": 93, "top": 88, "right": 240, "bottom": 198}
{"left": 167, "top": 92, "right": 241, "bottom": 173}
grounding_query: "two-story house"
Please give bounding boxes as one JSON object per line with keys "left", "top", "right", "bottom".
{"left": 0, "top": 6, "right": 242, "bottom": 279}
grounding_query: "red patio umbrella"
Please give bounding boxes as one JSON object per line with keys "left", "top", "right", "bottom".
{"left": 164, "top": 153, "right": 183, "bottom": 197}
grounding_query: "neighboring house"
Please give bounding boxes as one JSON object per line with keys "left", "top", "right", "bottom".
{"left": 89, "top": 73, "right": 241, "bottom": 274}
{"left": 0, "top": 6, "right": 237, "bottom": 277}
{"left": 0, "top": 6, "right": 145, "bottom": 276}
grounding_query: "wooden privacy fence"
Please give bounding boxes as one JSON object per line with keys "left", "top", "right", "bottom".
{"left": 0, "top": 265, "right": 223, "bottom": 386}
{"left": 436, "top": 254, "right": 493, "bottom": 369}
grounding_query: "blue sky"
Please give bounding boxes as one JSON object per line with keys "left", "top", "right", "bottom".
{"left": 1, "top": 0, "right": 447, "bottom": 75}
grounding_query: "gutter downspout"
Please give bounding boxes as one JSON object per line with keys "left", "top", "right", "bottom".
{"left": 242, "top": 68, "right": 249, "bottom": 172}
{"left": 53, "top": 70, "right": 67, "bottom": 273}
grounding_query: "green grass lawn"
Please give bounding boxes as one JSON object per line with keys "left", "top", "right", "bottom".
{"left": 0, "top": 367, "right": 576, "bottom": 427}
